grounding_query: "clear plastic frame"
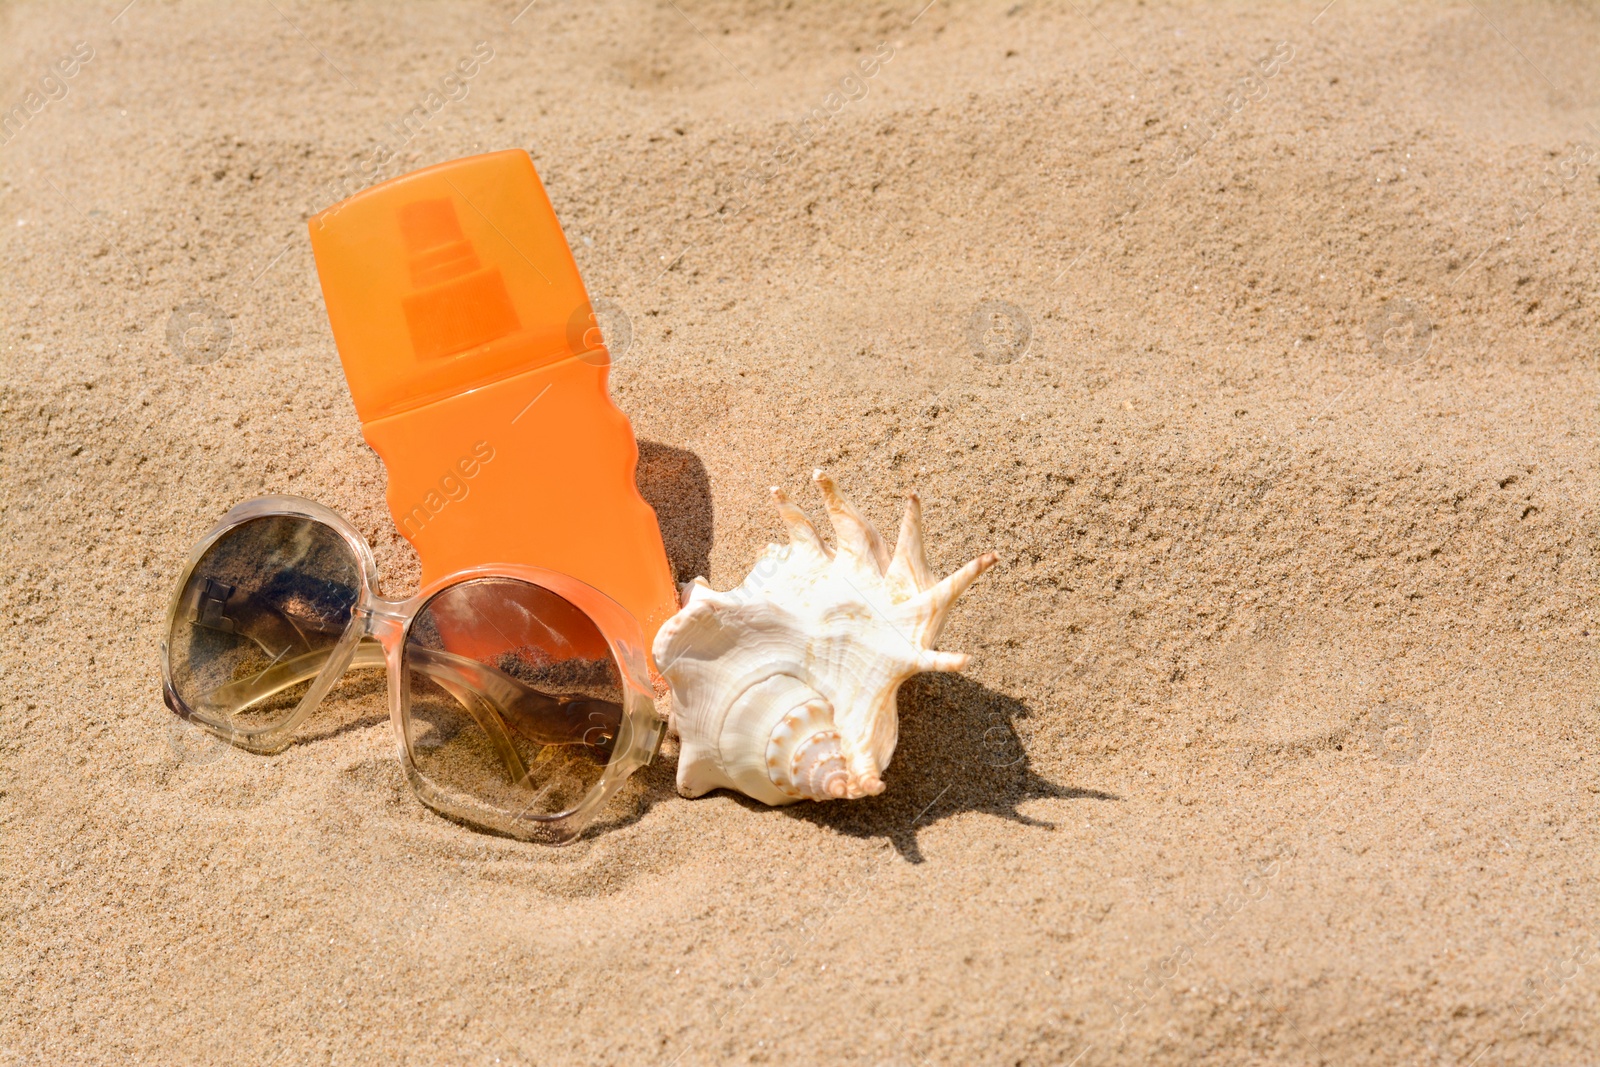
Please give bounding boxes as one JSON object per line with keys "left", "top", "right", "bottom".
{"left": 160, "top": 496, "right": 666, "bottom": 845}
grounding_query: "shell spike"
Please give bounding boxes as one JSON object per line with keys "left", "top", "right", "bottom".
{"left": 849, "top": 764, "right": 885, "bottom": 798}
{"left": 813, "top": 469, "right": 891, "bottom": 572}
{"left": 886, "top": 491, "right": 934, "bottom": 596}
{"left": 771, "top": 486, "right": 829, "bottom": 556}
{"left": 917, "top": 649, "right": 971, "bottom": 673}
{"left": 914, "top": 552, "right": 999, "bottom": 645}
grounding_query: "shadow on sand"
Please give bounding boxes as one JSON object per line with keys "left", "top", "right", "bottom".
{"left": 779, "top": 673, "right": 1117, "bottom": 862}
{"left": 636, "top": 440, "right": 713, "bottom": 584}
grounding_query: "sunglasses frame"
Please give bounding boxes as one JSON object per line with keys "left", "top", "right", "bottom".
{"left": 160, "top": 495, "right": 667, "bottom": 844}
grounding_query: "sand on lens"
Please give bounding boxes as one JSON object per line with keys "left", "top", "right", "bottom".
{"left": 2, "top": 1, "right": 1599, "bottom": 1063}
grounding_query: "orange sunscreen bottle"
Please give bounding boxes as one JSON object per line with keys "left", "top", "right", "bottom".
{"left": 307, "top": 150, "right": 679, "bottom": 655}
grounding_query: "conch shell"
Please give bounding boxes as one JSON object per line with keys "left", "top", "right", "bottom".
{"left": 654, "top": 470, "right": 997, "bottom": 804}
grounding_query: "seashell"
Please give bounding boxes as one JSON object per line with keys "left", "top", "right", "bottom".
{"left": 653, "top": 470, "right": 997, "bottom": 804}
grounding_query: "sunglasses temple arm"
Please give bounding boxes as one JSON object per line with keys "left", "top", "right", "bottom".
{"left": 197, "top": 642, "right": 532, "bottom": 784}
{"left": 426, "top": 674, "right": 533, "bottom": 786}
{"left": 195, "top": 642, "right": 389, "bottom": 714}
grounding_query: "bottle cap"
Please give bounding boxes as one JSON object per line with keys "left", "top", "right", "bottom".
{"left": 309, "top": 150, "right": 599, "bottom": 423}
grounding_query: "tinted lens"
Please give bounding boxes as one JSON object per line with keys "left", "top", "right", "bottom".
{"left": 403, "top": 578, "right": 623, "bottom": 820}
{"left": 166, "top": 515, "right": 361, "bottom": 732}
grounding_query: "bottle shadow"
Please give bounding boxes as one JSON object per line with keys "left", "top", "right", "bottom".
{"left": 636, "top": 440, "right": 713, "bottom": 584}
{"left": 778, "top": 674, "right": 1117, "bottom": 862}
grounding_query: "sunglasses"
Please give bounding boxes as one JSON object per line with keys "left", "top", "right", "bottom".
{"left": 160, "top": 496, "right": 667, "bottom": 844}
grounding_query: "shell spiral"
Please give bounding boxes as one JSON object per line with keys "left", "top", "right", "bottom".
{"left": 653, "top": 470, "right": 997, "bottom": 805}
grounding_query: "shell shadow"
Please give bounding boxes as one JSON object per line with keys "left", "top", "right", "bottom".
{"left": 636, "top": 440, "right": 713, "bottom": 584}
{"left": 779, "top": 673, "right": 1117, "bottom": 863}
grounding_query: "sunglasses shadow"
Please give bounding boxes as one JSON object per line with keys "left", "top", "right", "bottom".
{"left": 636, "top": 440, "right": 714, "bottom": 584}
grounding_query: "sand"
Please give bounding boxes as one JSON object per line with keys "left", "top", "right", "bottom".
{"left": 3, "top": 0, "right": 1600, "bottom": 1062}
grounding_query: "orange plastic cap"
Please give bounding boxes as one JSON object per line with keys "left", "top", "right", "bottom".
{"left": 308, "top": 150, "right": 595, "bottom": 423}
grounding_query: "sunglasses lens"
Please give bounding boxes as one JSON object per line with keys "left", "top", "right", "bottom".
{"left": 403, "top": 577, "right": 624, "bottom": 822}
{"left": 166, "top": 515, "right": 361, "bottom": 733}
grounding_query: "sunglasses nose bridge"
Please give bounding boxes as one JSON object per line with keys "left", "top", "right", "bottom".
{"left": 354, "top": 598, "right": 410, "bottom": 644}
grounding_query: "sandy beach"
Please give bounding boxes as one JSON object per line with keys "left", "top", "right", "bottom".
{"left": 3, "top": 0, "right": 1599, "bottom": 1062}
